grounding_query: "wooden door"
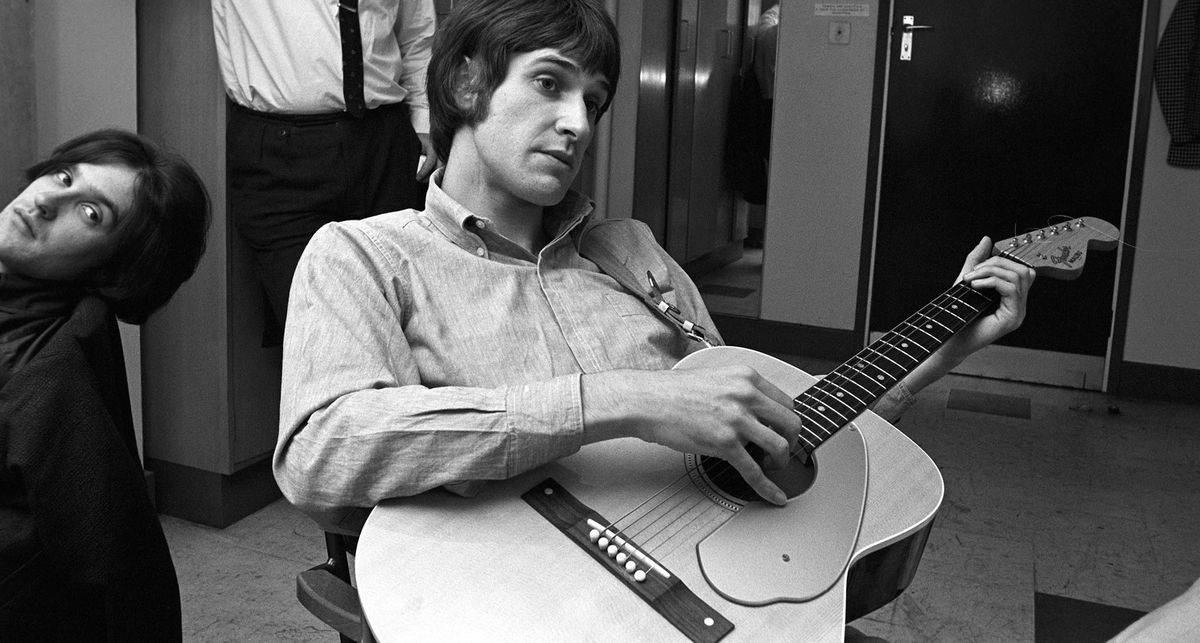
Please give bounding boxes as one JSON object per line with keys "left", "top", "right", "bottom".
{"left": 869, "top": 0, "right": 1144, "bottom": 389}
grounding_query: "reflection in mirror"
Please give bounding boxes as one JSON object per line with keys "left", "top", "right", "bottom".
{"left": 692, "top": 0, "right": 777, "bottom": 319}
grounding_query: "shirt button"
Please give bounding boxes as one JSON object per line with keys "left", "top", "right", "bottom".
{"left": 474, "top": 220, "right": 486, "bottom": 229}
{"left": 475, "top": 247, "right": 486, "bottom": 256}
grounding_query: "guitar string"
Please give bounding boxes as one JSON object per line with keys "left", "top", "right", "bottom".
{"left": 595, "top": 278, "right": 1003, "bottom": 561}
{"left": 595, "top": 241, "right": 1047, "bottom": 569}
{"left": 590, "top": 223, "right": 1087, "bottom": 569}
{"left": 676, "top": 221, "right": 1097, "bottom": 490}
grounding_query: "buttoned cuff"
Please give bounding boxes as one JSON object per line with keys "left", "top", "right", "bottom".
{"left": 872, "top": 380, "right": 916, "bottom": 423}
{"left": 503, "top": 373, "right": 585, "bottom": 476}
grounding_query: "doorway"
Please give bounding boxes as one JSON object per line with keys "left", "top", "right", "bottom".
{"left": 868, "top": 0, "right": 1146, "bottom": 389}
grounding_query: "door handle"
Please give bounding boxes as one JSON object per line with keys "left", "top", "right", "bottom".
{"left": 899, "top": 15, "right": 932, "bottom": 61}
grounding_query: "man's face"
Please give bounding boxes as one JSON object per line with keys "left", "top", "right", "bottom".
{"left": 0, "top": 162, "right": 135, "bottom": 281}
{"left": 457, "top": 48, "right": 611, "bottom": 209}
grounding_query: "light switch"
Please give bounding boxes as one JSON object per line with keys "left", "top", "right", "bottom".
{"left": 829, "top": 21, "right": 851, "bottom": 44}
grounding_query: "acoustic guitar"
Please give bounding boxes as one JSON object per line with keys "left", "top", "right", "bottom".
{"left": 355, "top": 218, "right": 1120, "bottom": 642}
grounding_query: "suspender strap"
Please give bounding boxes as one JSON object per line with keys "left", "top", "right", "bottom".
{"left": 580, "top": 239, "right": 717, "bottom": 348}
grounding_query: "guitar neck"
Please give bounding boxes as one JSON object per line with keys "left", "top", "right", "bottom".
{"left": 786, "top": 216, "right": 1120, "bottom": 454}
{"left": 791, "top": 281, "right": 999, "bottom": 453}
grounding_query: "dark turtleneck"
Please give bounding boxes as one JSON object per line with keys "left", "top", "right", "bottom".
{"left": 0, "top": 273, "right": 83, "bottom": 389}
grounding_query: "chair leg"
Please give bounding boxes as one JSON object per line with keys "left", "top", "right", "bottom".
{"left": 324, "top": 532, "right": 352, "bottom": 583}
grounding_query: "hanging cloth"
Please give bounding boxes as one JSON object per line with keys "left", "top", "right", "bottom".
{"left": 1154, "top": 0, "right": 1200, "bottom": 168}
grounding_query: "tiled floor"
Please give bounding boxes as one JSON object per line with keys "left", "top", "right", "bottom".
{"left": 162, "top": 365, "right": 1200, "bottom": 642}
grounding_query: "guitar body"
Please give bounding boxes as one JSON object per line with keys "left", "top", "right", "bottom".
{"left": 356, "top": 347, "right": 944, "bottom": 642}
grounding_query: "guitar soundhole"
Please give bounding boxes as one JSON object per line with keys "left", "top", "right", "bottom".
{"left": 698, "top": 450, "right": 816, "bottom": 503}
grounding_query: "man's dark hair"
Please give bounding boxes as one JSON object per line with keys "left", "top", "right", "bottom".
{"left": 428, "top": 0, "right": 622, "bottom": 162}
{"left": 26, "top": 128, "right": 211, "bottom": 324}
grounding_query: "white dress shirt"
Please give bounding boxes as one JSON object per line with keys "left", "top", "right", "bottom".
{"left": 211, "top": 0, "right": 435, "bottom": 133}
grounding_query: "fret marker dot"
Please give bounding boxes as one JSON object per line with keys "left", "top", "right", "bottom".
{"left": 877, "top": 375, "right": 885, "bottom": 381}
{"left": 818, "top": 405, "right": 826, "bottom": 412}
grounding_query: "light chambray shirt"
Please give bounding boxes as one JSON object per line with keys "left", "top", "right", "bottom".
{"left": 275, "top": 173, "right": 914, "bottom": 533}
{"left": 275, "top": 173, "right": 719, "bottom": 533}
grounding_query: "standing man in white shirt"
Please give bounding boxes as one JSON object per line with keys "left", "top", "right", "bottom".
{"left": 211, "top": 0, "right": 437, "bottom": 342}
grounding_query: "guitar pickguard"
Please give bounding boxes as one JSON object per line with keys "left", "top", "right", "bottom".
{"left": 696, "top": 424, "right": 869, "bottom": 605}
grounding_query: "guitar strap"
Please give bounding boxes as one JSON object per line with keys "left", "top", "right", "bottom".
{"left": 579, "top": 238, "right": 718, "bottom": 349}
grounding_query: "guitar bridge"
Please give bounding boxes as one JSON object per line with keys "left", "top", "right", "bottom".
{"left": 522, "top": 478, "right": 734, "bottom": 643}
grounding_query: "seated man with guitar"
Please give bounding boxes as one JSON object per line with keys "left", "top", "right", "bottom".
{"left": 276, "top": 2, "right": 1059, "bottom": 637}
{"left": 275, "top": 0, "right": 1033, "bottom": 538}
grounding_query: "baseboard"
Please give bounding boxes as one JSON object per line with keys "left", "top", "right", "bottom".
{"left": 1115, "top": 361, "right": 1200, "bottom": 404}
{"left": 145, "top": 456, "right": 281, "bottom": 528}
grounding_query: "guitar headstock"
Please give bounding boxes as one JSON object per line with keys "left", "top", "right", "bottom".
{"left": 991, "top": 217, "right": 1120, "bottom": 281}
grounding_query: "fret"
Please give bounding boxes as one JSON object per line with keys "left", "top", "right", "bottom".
{"left": 864, "top": 345, "right": 907, "bottom": 376}
{"left": 808, "top": 381, "right": 860, "bottom": 416}
{"left": 815, "top": 375, "right": 870, "bottom": 408}
{"left": 857, "top": 358, "right": 900, "bottom": 389}
{"left": 795, "top": 400, "right": 845, "bottom": 434}
{"left": 778, "top": 219, "right": 1119, "bottom": 452}
{"left": 899, "top": 319, "right": 943, "bottom": 344}
{"left": 846, "top": 355, "right": 894, "bottom": 386}
{"left": 789, "top": 282, "right": 999, "bottom": 450}
{"left": 912, "top": 310, "right": 957, "bottom": 340}
{"left": 793, "top": 419, "right": 831, "bottom": 455}
{"left": 823, "top": 369, "right": 877, "bottom": 401}
{"left": 933, "top": 294, "right": 972, "bottom": 325}
{"left": 800, "top": 392, "right": 856, "bottom": 428}
{"left": 891, "top": 322, "right": 941, "bottom": 354}
{"left": 795, "top": 431, "right": 819, "bottom": 453}
{"left": 875, "top": 334, "right": 925, "bottom": 366}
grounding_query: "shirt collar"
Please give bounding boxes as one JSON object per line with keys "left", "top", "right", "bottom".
{"left": 422, "top": 168, "right": 596, "bottom": 249}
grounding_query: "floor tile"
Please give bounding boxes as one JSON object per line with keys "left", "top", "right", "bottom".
{"left": 853, "top": 566, "right": 1034, "bottom": 642}
{"left": 161, "top": 505, "right": 335, "bottom": 641}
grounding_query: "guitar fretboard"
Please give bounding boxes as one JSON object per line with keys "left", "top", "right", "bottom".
{"left": 792, "top": 282, "right": 1000, "bottom": 453}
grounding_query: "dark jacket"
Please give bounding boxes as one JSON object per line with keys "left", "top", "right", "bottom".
{"left": 0, "top": 296, "right": 181, "bottom": 641}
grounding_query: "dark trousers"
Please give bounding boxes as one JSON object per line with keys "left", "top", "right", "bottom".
{"left": 226, "top": 101, "right": 427, "bottom": 337}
